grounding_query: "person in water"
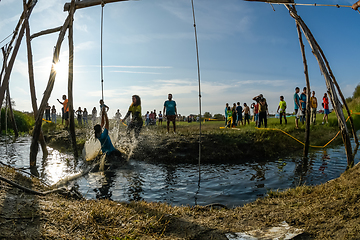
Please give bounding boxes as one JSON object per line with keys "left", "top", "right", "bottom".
{"left": 94, "top": 107, "right": 122, "bottom": 161}
{"left": 122, "top": 95, "right": 143, "bottom": 139}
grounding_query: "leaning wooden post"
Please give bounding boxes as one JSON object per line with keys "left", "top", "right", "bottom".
{"left": 315, "top": 44, "right": 359, "bottom": 146}
{"left": 24, "top": 7, "right": 48, "bottom": 158}
{"left": 68, "top": 0, "right": 78, "bottom": 157}
{"left": 0, "top": 45, "right": 18, "bottom": 137}
{"left": 30, "top": 15, "right": 71, "bottom": 166}
{"left": 286, "top": 5, "right": 354, "bottom": 168}
{"left": 0, "top": 1, "right": 36, "bottom": 111}
{"left": 295, "top": 22, "right": 311, "bottom": 158}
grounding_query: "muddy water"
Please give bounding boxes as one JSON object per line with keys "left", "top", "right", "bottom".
{"left": 0, "top": 135, "right": 359, "bottom": 208}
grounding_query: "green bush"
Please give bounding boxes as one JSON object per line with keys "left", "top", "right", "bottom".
{"left": 0, "top": 108, "right": 34, "bottom": 133}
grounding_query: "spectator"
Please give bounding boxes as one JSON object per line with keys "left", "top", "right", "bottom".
{"left": 243, "top": 103, "right": 250, "bottom": 125}
{"left": 253, "top": 94, "right": 268, "bottom": 128}
{"left": 57, "top": 95, "right": 69, "bottom": 128}
{"left": 76, "top": 107, "right": 83, "bottom": 126}
{"left": 51, "top": 105, "right": 57, "bottom": 124}
{"left": 224, "top": 103, "right": 229, "bottom": 127}
{"left": 322, "top": 93, "right": 329, "bottom": 124}
{"left": 145, "top": 111, "right": 150, "bottom": 126}
{"left": 92, "top": 107, "right": 97, "bottom": 126}
{"left": 45, "top": 103, "right": 51, "bottom": 121}
{"left": 294, "top": 87, "right": 301, "bottom": 129}
{"left": 83, "top": 108, "right": 88, "bottom": 125}
{"left": 236, "top": 102, "right": 243, "bottom": 126}
{"left": 310, "top": 91, "right": 317, "bottom": 125}
{"left": 299, "top": 87, "right": 307, "bottom": 124}
{"left": 163, "top": 93, "right": 177, "bottom": 133}
{"left": 158, "top": 111, "right": 163, "bottom": 126}
{"left": 277, "top": 96, "right": 287, "bottom": 124}
{"left": 232, "top": 103, "right": 237, "bottom": 127}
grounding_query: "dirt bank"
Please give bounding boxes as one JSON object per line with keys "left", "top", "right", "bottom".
{"left": 1, "top": 158, "right": 360, "bottom": 239}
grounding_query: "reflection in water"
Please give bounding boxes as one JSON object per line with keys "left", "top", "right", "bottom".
{"left": 93, "top": 170, "right": 116, "bottom": 200}
{"left": 1, "top": 135, "right": 359, "bottom": 207}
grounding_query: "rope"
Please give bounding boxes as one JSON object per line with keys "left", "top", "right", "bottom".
{"left": 0, "top": 32, "right": 14, "bottom": 46}
{"left": 100, "top": 2, "right": 105, "bottom": 101}
{"left": 191, "top": 0, "right": 202, "bottom": 187}
{"left": 220, "top": 112, "right": 359, "bottom": 149}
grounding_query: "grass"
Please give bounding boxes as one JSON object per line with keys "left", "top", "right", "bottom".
{"left": 1, "top": 159, "right": 360, "bottom": 239}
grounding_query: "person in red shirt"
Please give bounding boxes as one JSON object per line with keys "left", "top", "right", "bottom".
{"left": 322, "top": 93, "right": 329, "bottom": 124}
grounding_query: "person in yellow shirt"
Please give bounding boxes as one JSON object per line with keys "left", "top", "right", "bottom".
{"left": 122, "top": 95, "right": 143, "bottom": 140}
{"left": 277, "top": 96, "right": 287, "bottom": 124}
{"left": 310, "top": 91, "right": 318, "bottom": 125}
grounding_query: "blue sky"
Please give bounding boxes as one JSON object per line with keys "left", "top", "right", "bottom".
{"left": 0, "top": 0, "right": 359, "bottom": 117}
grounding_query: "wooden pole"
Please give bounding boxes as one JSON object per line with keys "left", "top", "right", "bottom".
{"left": 315, "top": 43, "right": 359, "bottom": 147}
{"left": 68, "top": 0, "right": 78, "bottom": 157}
{"left": 295, "top": 22, "right": 311, "bottom": 158}
{"left": 1, "top": 43, "right": 18, "bottom": 138}
{"left": 0, "top": 2, "right": 36, "bottom": 118}
{"left": 30, "top": 26, "right": 63, "bottom": 40}
{"left": 24, "top": 8, "right": 49, "bottom": 159}
{"left": 64, "top": 0, "right": 128, "bottom": 11}
{"left": 286, "top": 5, "right": 354, "bottom": 168}
{"left": 30, "top": 14, "right": 71, "bottom": 166}
{"left": 6, "top": 86, "right": 19, "bottom": 138}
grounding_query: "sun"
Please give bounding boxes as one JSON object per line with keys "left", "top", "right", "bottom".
{"left": 53, "top": 60, "right": 68, "bottom": 74}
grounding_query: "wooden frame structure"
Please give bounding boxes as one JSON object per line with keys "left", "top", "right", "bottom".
{"left": 0, "top": 0, "right": 358, "bottom": 168}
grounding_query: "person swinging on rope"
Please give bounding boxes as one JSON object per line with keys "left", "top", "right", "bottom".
{"left": 122, "top": 95, "right": 143, "bottom": 140}
{"left": 94, "top": 107, "right": 122, "bottom": 161}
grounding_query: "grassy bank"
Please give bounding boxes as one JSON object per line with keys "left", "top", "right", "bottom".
{"left": 1, "top": 159, "right": 360, "bottom": 239}
{"left": 129, "top": 110, "right": 358, "bottom": 163}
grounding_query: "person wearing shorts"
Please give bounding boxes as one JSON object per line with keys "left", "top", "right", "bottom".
{"left": 163, "top": 93, "right": 177, "bottom": 133}
{"left": 158, "top": 111, "right": 163, "bottom": 125}
{"left": 322, "top": 93, "right": 329, "bottom": 124}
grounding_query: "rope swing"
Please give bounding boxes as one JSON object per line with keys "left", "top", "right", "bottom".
{"left": 100, "top": 1, "right": 105, "bottom": 101}
{"left": 191, "top": 0, "right": 202, "bottom": 183}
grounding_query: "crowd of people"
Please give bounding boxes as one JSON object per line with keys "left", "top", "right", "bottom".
{"left": 224, "top": 88, "right": 331, "bottom": 129}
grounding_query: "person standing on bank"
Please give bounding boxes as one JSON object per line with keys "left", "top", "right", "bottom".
{"left": 310, "top": 91, "right": 317, "bottom": 125}
{"left": 45, "top": 103, "right": 51, "bottom": 121}
{"left": 322, "top": 92, "right": 329, "bottom": 124}
{"left": 51, "top": 105, "right": 57, "bottom": 124}
{"left": 57, "top": 95, "right": 69, "bottom": 129}
{"left": 299, "top": 87, "right": 307, "bottom": 124}
{"left": 294, "top": 87, "right": 301, "bottom": 129}
{"left": 253, "top": 94, "right": 268, "bottom": 128}
{"left": 163, "top": 93, "right": 177, "bottom": 133}
{"left": 122, "top": 95, "right": 143, "bottom": 139}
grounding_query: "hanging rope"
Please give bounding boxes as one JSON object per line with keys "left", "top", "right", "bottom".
{"left": 100, "top": 1, "right": 105, "bottom": 101}
{"left": 191, "top": 0, "right": 202, "bottom": 186}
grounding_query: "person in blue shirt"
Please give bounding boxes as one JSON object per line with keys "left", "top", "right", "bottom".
{"left": 94, "top": 107, "right": 122, "bottom": 161}
{"left": 163, "top": 93, "right": 177, "bottom": 133}
{"left": 224, "top": 103, "right": 229, "bottom": 127}
{"left": 294, "top": 87, "right": 301, "bottom": 129}
{"left": 299, "top": 87, "right": 307, "bottom": 124}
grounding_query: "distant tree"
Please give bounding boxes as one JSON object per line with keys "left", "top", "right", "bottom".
{"left": 353, "top": 84, "right": 360, "bottom": 99}
{"left": 213, "top": 113, "right": 224, "bottom": 120}
{"left": 203, "top": 112, "right": 212, "bottom": 118}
